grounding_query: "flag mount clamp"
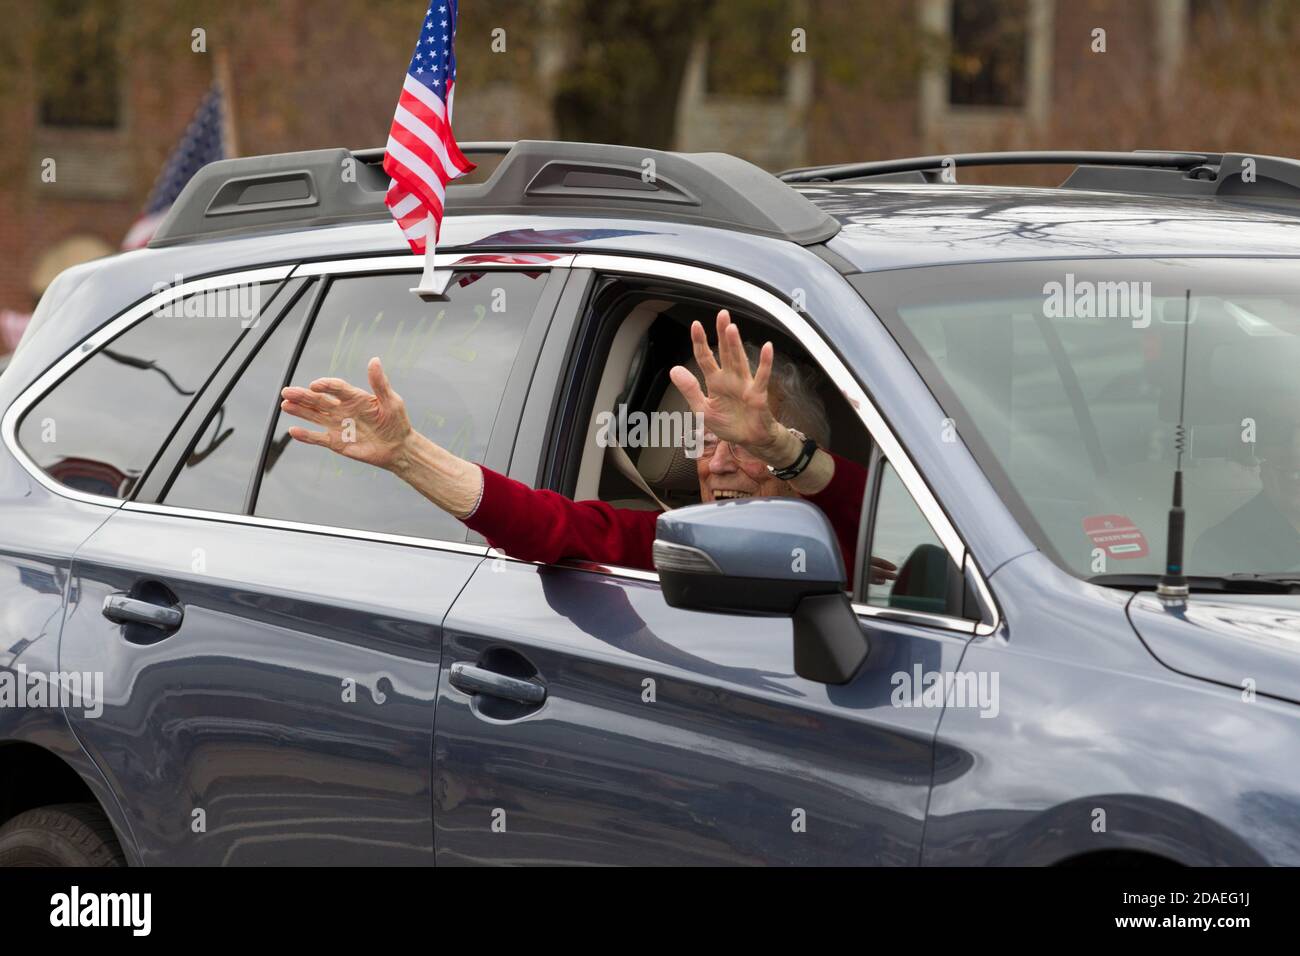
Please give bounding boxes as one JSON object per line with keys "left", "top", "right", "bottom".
{"left": 409, "top": 269, "right": 453, "bottom": 300}
{"left": 409, "top": 219, "right": 452, "bottom": 300}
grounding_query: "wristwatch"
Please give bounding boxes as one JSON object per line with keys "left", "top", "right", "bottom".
{"left": 768, "top": 428, "right": 817, "bottom": 481}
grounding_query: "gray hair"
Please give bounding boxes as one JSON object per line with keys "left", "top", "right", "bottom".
{"left": 682, "top": 341, "right": 832, "bottom": 448}
{"left": 743, "top": 342, "right": 832, "bottom": 449}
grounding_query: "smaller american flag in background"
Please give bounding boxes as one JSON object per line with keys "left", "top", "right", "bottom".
{"left": 121, "top": 83, "right": 228, "bottom": 250}
{"left": 383, "top": 0, "right": 476, "bottom": 255}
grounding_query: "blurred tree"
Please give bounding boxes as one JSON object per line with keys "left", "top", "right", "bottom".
{"left": 947, "top": 0, "right": 1027, "bottom": 108}
{"left": 552, "top": 0, "right": 707, "bottom": 149}
{"left": 7, "top": 0, "right": 1300, "bottom": 183}
{"left": 35, "top": 0, "right": 123, "bottom": 127}
{"left": 802, "top": 0, "right": 937, "bottom": 165}
{"left": 703, "top": 0, "right": 789, "bottom": 97}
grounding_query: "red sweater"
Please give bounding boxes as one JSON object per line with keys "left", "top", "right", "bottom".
{"left": 463, "top": 451, "right": 868, "bottom": 579}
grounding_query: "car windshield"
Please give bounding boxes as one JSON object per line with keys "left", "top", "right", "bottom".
{"left": 854, "top": 258, "right": 1300, "bottom": 579}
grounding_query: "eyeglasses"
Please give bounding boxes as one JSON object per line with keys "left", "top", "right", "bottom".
{"left": 698, "top": 432, "right": 765, "bottom": 466}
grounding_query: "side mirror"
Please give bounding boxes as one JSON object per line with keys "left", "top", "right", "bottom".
{"left": 653, "top": 498, "right": 868, "bottom": 684}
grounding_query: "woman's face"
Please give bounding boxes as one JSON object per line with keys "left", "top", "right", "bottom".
{"left": 694, "top": 433, "right": 794, "bottom": 503}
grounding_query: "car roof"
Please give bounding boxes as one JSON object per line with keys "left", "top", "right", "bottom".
{"left": 24, "top": 147, "right": 1300, "bottom": 385}
{"left": 86, "top": 210, "right": 833, "bottom": 299}
{"left": 802, "top": 182, "right": 1300, "bottom": 272}
{"left": 8, "top": 211, "right": 844, "bottom": 392}
{"left": 120, "top": 180, "right": 1300, "bottom": 273}
{"left": 124, "top": 177, "right": 1300, "bottom": 285}
{"left": 122, "top": 142, "right": 1300, "bottom": 280}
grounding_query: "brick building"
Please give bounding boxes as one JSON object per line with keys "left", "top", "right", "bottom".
{"left": 2, "top": 0, "right": 1295, "bottom": 353}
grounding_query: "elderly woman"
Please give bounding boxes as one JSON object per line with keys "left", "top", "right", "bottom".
{"left": 280, "top": 310, "right": 883, "bottom": 581}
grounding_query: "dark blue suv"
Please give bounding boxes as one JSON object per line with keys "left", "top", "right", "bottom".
{"left": 2, "top": 142, "right": 1300, "bottom": 866}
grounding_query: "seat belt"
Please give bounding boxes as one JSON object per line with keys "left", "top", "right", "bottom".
{"left": 607, "top": 443, "right": 671, "bottom": 512}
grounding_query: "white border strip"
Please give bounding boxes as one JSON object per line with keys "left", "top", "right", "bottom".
{"left": 123, "top": 500, "right": 488, "bottom": 556}
{"left": 854, "top": 601, "right": 978, "bottom": 634}
{"left": 292, "top": 253, "right": 575, "bottom": 278}
{"left": 487, "top": 549, "right": 981, "bottom": 634}
{"left": 3, "top": 254, "right": 999, "bottom": 633}
{"left": 1, "top": 266, "right": 293, "bottom": 508}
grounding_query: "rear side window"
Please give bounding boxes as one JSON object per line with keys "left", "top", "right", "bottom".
{"left": 254, "top": 270, "right": 545, "bottom": 542}
{"left": 163, "top": 284, "right": 316, "bottom": 513}
{"left": 16, "top": 281, "right": 277, "bottom": 499}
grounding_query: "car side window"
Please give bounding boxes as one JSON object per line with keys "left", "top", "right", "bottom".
{"left": 865, "top": 460, "right": 962, "bottom": 616}
{"left": 15, "top": 281, "right": 277, "bottom": 499}
{"left": 162, "top": 284, "right": 316, "bottom": 513}
{"left": 253, "top": 270, "right": 545, "bottom": 542}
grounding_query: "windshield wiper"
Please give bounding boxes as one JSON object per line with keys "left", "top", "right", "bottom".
{"left": 1227, "top": 572, "right": 1300, "bottom": 587}
{"left": 1090, "top": 573, "right": 1300, "bottom": 594}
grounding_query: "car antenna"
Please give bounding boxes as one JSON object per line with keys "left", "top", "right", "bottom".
{"left": 1157, "top": 289, "right": 1193, "bottom": 600}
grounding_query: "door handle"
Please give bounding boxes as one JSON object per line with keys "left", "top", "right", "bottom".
{"left": 449, "top": 662, "right": 546, "bottom": 705}
{"left": 102, "top": 593, "right": 184, "bottom": 631}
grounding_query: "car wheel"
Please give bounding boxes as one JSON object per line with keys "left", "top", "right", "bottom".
{"left": 0, "top": 803, "right": 125, "bottom": 866}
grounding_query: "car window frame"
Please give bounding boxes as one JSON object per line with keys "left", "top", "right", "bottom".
{"left": 135, "top": 275, "right": 318, "bottom": 505}
{"left": 243, "top": 262, "right": 568, "bottom": 543}
{"left": 545, "top": 275, "right": 784, "bottom": 501}
{"left": 2, "top": 265, "right": 295, "bottom": 508}
{"left": 502, "top": 253, "right": 1002, "bottom": 638}
{"left": 857, "top": 447, "right": 980, "bottom": 623}
{"left": 2, "top": 255, "right": 573, "bottom": 558}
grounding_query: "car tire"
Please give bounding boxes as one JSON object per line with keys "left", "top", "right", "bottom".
{"left": 0, "top": 803, "right": 125, "bottom": 867}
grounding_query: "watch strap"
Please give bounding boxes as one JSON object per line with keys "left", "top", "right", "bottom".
{"left": 769, "top": 432, "right": 817, "bottom": 481}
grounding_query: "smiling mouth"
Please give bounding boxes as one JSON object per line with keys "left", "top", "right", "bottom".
{"left": 712, "top": 490, "right": 753, "bottom": 500}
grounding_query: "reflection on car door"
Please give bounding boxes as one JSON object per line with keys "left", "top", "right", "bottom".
{"left": 434, "top": 556, "right": 970, "bottom": 865}
{"left": 61, "top": 265, "right": 559, "bottom": 864}
{"left": 65, "top": 514, "right": 477, "bottom": 865}
{"left": 432, "top": 271, "right": 975, "bottom": 864}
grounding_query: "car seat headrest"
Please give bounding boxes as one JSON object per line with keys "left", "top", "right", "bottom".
{"left": 636, "top": 372, "right": 701, "bottom": 491}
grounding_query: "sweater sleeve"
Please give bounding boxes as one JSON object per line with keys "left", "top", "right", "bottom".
{"left": 463, "top": 452, "right": 868, "bottom": 579}
{"left": 463, "top": 465, "right": 659, "bottom": 571}
{"left": 801, "top": 451, "right": 868, "bottom": 582}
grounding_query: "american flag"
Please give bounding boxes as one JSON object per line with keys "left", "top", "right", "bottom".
{"left": 121, "top": 84, "right": 228, "bottom": 250}
{"left": 452, "top": 254, "right": 565, "bottom": 287}
{"left": 383, "top": 0, "right": 475, "bottom": 255}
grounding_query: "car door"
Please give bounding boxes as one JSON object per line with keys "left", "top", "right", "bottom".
{"left": 433, "top": 261, "right": 991, "bottom": 865}
{"left": 55, "top": 260, "right": 565, "bottom": 865}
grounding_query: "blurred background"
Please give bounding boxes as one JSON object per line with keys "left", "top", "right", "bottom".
{"left": 2, "top": 0, "right": 1299, "bottom": 357}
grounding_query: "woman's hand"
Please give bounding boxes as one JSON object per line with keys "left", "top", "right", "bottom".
{"left": 281, "top": 356, "right": 483, "bottom": 517}
{"left": 668, "top": 310, "right": 781, "bottom": 451}
{"left": 280, "top": 357, "right": 412, "bottom": 471}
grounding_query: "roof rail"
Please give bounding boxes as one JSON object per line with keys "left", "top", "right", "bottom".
{"left": 779, "top": 150, "right": 1300, "bottom": 207}
{"left": 148, "top": 140, "right": 839, "bottom": 249}
{"left": 779, "top": 150, "right": 1213, "bottom": 183}
{"left": 147, "top": 142, "right": 511, "bottom": 248}
{"left": 350, "top": 142, "right": 516, "bottom": 166}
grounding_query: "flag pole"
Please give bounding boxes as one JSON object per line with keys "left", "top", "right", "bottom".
{"left": 214, "top": 49, "right": 240, "bottom": 157}
{"left": 410, "top": 218, "right": 452, "bottom": 299}
{"left": 410, "top": 55, "right": 454, "bottom": 300}
{"left": 389, "top": 0, "right": 468, "bottom": 301}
